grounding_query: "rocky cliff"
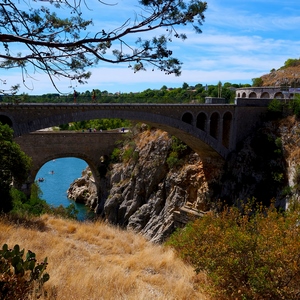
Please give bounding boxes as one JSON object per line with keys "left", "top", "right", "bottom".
{"left": 260, "top": 64, "right": 300, "bottom": 87}
{"left": 68, "top": 117, "right": 300, "bottom": 242}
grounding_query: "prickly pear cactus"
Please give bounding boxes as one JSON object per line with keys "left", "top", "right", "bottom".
{"left": 0, "top": 243, "right": 50, "bottom": 299}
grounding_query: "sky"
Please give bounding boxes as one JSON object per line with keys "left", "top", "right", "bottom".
{"left": 2, "top": 0, "right": 300, "bottom": 95}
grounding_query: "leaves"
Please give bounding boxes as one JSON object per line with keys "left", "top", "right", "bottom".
{"left": 0, "top": 1, "right": 207, "bottom": 92}
{"left": 167, "top": 203, "right": 300, "bottom": 299}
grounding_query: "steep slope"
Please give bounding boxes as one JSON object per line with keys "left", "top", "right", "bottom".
{"left": 260, "top": 65, "right": 300, "bottom": 87}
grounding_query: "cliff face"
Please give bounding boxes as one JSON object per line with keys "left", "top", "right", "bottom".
{"left": 68, "top": 126, "right": 212, "bottom": 243}
{"left": 68, "top": 118, "right": 300, "bottom": 242}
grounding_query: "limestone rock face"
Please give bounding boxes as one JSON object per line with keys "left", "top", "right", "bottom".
{"left": 67, "top": 168, "right": 98, "bottom": 209}
{"left": 68, "top": 118, "right": 300, "bottom": 243}
{"left": 68, "top": 127, "right": 212, "bottom": 243}
{"left": 103, "top": 129, "right": 210, "bottom": 243}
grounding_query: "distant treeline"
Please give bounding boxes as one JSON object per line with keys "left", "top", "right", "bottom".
{"left": 1, "top": 82, "right": 251, "bottom": 104}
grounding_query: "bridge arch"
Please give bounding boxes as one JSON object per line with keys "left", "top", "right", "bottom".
{"left": 3, "top": 104, "right": 239, "bottom": 159}
{"left": 196, "top": 112, "right": 207, "bottom": 131}
{"left": 33, "top": 154, "right": 98, "bottom": 187}
{"left": 249, "top": 92, "right": 257, "bottom": 98}
{"left": 182, "top": 111, "right": 193, "bottom": 125}
{"left": 222, "top": 111, "right": 233, "bottom": 148}
{"left": 210, "top": 112, "right": 220, "bottom": 139}
{"left": 0, "top": 114, "right": 13, "bottom": 127}
{"left": 242, "top": 92, "right": 246, "bottom": 98}
{"left": 274, "top": 92, "right": 284, "bottom": 99}
{"left": 261, "top": 92, "right": 270, "bottom": 98}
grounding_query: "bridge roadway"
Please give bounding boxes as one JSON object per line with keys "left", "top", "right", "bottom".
{"left": 0, "top": 101, "right": 270, "bottom": 195}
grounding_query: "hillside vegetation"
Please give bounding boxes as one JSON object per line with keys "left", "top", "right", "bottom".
{"left": 0, "top": 214, "right": 208, "bottom": 300}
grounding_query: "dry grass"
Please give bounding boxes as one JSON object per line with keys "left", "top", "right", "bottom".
{"left": 0, "top": 214, "right": 208, "bottom": 300}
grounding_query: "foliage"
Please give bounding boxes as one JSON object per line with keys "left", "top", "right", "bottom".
{"left": 288, "top": 94, "right": 300, "bottom": 117}
{"left": 110, "top": 148, "right": 121, "bottom": 163}
{"left": 0, "top": 81, "right": 247, "bottom": 104}
{"left": 167, "top": 136, "right": 188, "bottom": 168}
{"left": 10, "top": 184, "right": 49, "bottom": 217}
{"left": 283, "top": 58, "right": 300, "bottom": 69}
{"left": 122, "top": 142, "right": 138, "bottom": 163}
{"left": 61, "top": 118, "right": 131, "bottom": 131}
{"left": 252, "top": 77, "right": 264, "bottom": 87}
{"left": 0, "top": 0, "right": 207, "bottom": 93}
{"left": 167, "top": 202, "right": 300, "bottom": 300}
{"left": 0, "top": 244, "right": 49, "bottom": 300}
{"left": 48, "top": 203, "right": 79, "bottom": 220}
{"left": 10, "top": 184, "right": 78, "bottom": 220}
{"left": 267, "top": 98, "right": 283, "bottom": 119}
{"left": 0, "top": 123, "right": 31, "bottom": 212}
{"left": 247, "top": 130, "right": 286, "bottom": 205}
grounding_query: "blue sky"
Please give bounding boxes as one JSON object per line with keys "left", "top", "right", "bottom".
{"left": 3, "top": 0, "right": 300, "bottom": 95}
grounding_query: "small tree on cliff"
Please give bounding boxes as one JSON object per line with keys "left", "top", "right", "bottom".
{"left": 0, "top": 0, "right": 207, "bottom": 93}
{"left": 0, "top": 123, "right": 31, "bottom": 212}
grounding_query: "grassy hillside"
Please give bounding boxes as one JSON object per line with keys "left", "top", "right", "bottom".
{"left": 0, "top": 214, "right": 208, "bottom": 300}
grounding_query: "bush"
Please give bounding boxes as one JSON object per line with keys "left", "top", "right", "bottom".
{"left": 289, "top": 95, "right": 300, "bottom": 117}
{"left": 0, "top": 244, "right": 49, "bottom": 299}
{"left": 167, "top": 203, "right": 300, "bottom": 299}
{"left": 11, "top": 185, "right": 78, "bottom": 220}
{"left": 267, "top": 99, "right": 283, "bottom": 119}
{"left": 166, "top": 136, "right": 188, "bottom": 168}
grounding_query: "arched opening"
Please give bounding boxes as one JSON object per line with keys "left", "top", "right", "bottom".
{"left": 182, "top": 112, "right": 193, "bottom": 125}
{"left": 261, "top": 92, "right": 270, "bottom": 98}
{"left": 35, "top": 157, "right": 92, "bottom": 220}
{"left": 222, "top": 112, "right": 232, "bottom": 148}
{"left": 196, "top": 112, "right": 207, "bottom": 131}
{"left": 210, "top": 112, "right": 219, "bottom": 139}
{"left": 249, "top": 92, "right": 257, "bottom": 98}
{"left": 242, "top": 92, "right": 247, "bottom": 98}
{"left": 237, "top": 93, "right": 240, "bottom": 97}
{"left": 274, "top": 92, "right": 283, "bottom": 99}
{"left": 0, "top": 115, "right": 13, "bottom": 127}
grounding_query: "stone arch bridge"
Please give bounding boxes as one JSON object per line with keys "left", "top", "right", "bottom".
{"left": 0, "top": 101, "right": 270, "bottom": 194}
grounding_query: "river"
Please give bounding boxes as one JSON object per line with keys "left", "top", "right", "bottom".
{"left": 35, "top": 157, "right": 93, "bottom": 220}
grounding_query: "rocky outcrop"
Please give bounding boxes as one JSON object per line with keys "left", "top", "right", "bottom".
{"left": 67, "top": 168, "right": 98, "bottom": 209}
{"left": 68, "top": 117, "right": 300, "bottom": 243}
{"left": 68, "top": 126, "right": 213, "bottom": 243}
{"left": 260, "top": 65, "right": 300, "bottom": 87}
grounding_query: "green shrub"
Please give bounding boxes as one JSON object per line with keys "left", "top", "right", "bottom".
{"left": 122, "top": 142, "right": 136, "bottom": 162}
{"left": 0, "top": 244, "right": 50, "bottom": 300}
{"left": 267, "top": 99, "right": 283, "bottom": 119}
{"left": 166, "top": 152, "right": 179, "bottom": 168}
{"left": 49, "top": 203, "right": 79, "bottom": 220}
{"left": 11, "top": 185, "right": 78, "bottom": 220}
{"left": 110, "top": 148, "right": 121, "bottom": 163}
{"left": 167, "top": 203, "right": 300, "bottom": 299}
{"left": 166, "top": 136, "right": 188, "bottom": 168}
{"left": 289, "top": 95, "right": 300, "bottom": 117}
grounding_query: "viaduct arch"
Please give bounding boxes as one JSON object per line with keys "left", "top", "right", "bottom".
{"left": 15, "top": 131, "right": 124, "bottom": 197}
{"left": 0, "top": 101, "right": 271, "bottom": 197}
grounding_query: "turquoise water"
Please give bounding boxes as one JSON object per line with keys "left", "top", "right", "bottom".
{"left": 35, "top": 157, "right": 92, "bottom": 220}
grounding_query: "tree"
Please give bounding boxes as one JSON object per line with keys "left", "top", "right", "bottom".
{"left": 0, "top": 123, "right": 31, "bottom": 212}
{"left": 0, "top": 0, "right": 207, "bottom": 93}
{"left": 252, "top": 77, "right": 263, "bottom": 87}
